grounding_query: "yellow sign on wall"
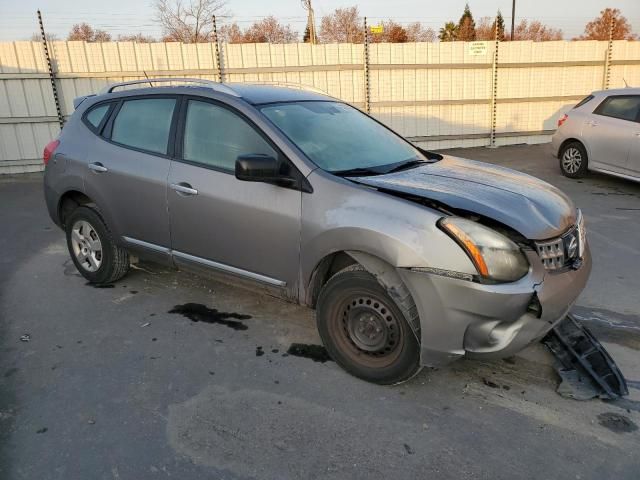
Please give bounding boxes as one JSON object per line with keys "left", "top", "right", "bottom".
{"left": 370, "top": 25, "right": 384, "bottom": 34}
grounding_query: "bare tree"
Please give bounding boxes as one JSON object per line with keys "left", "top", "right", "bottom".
{"left": 369, "top": 20, "right": 409, "bottom": 43}
{"left": 155, "top": 0, "right": 227, "bottom": 43}
{"left": 577, "top": 8, "right": 637, "bottom": 40}
{"left": 512, "top": 20, "right": 562, "bottom": 41}
{"left": 475, "top": 17, "right": 493, "bottom": 40}
{"left": 242, "top": 16, "right": 298, "bottom": 43}
{"left": 217, "top": 22, "right": 244, "bottom": 43}
{"left": 476, "top": 12, "right": 506, "bottom": 41}
{"left": 405, "top": 22, "right": 436, "bottom": 42}
{"left": 68, "top": 23, "right": 112, "bottom": 42}
{"left": 118, "top": 34, "right": 157, "bottom": 43}
{"left": 30, "top": 32, "right": 58, "bottom": 42}
{"left": 319, "top": 6, "right": 364, "bottom": 43}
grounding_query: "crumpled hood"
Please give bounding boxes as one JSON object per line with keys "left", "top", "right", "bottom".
{"left": 351, "top": 155, "right": 576, "bottom": 240}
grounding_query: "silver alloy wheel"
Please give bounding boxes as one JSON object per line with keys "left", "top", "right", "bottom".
{"left": 71, "top": 220, "right": 103, "bottom": 272}
{"left": 562, "top": 147, "right": 582, "bottom": 174}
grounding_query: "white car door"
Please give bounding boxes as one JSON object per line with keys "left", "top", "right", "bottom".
{"left": 586, "top": 95, "right": 640, "bottom": 175}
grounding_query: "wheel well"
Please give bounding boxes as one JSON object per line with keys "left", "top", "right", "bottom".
{"left": 58, "top": 191, "right": 94, "bottom": 227}
{"left": 559, "top": 138, "right": 585, "bottom": 157}
{"left": 306, "top": 251, "right": 357, "bottom": 308}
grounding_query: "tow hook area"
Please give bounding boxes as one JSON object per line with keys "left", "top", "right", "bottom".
{"left": 542, "top": 315, "right": 629, "bottom": 400}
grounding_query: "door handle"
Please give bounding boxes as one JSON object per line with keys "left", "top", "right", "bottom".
{"left": 635, "top": 132, "right": 640, "bottom": 137}
{"left": 170, "top": 182, "right": 198, "bottom": 196}
{"left": 88, "top": 162, "right": 108, "bottom": 173}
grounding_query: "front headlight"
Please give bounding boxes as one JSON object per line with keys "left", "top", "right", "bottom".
{"left": 438, "top": 217, "right": 529, "bottom": 283}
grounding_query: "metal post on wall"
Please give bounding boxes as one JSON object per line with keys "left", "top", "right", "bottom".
{"left": 603, "top": 14, "right": 615, "bottom": 90}
{"left": 212, "top": 15, "right": 224, "bottom": 83}
{"left": 363, "top": 17, "right": 371, "bottom": 114}
{"left": 489, "top": 19, "right": 500, "bottom": 148}
{"left": 37, "top": 10, "right": 64, "bottom": 129}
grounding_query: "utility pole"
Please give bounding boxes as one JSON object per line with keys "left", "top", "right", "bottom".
{"left": 510, "top": 0, "right": 516, "bottom": 41}
{"left": 301, "top": 0, "right": 317, "bottom": 44}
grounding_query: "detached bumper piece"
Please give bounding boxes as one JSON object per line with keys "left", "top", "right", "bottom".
{"left": 542, "top": 315, "right": 628, "bottom": 400}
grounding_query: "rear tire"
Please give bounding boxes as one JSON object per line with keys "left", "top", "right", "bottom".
{"left": 316, "top": 268, "right": 421, "bottom": 385}
{"left": 65, "top": 206, "right": 129, "bottom": 284}
{"left": 559, "top": 141, "right": 588, "bottom": 178}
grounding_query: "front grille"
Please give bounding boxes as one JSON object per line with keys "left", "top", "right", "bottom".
{"left": 535, "top": 237, "right": 566, "bottom": 270}
{"left": 535, "top": 212, "right": 584, "bottom": 272}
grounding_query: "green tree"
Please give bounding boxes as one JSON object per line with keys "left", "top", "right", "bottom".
{"left": 493, "top": 10, "right": 505, "bottom": 41}
{"left": 439, "top": 21, "right": 458, "bottom": 42}
{"left": 457, "top": 3, "right": 476, "bottom": 41}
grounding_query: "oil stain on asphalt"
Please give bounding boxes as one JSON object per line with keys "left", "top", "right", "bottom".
{"left": 85, "top": 282, "right": 115, "bottom": 288}
{"left": 286, "top": 343, "right": 332, "bottom": 363}
{"left": 168, "top": 303, "right": 251, "bottom": 331}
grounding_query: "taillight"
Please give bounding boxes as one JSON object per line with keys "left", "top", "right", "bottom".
{"left": 557, "top": 114, "right": 568, "bottom": 128}
{"left": 43, "top": 140, "right": 60, "bottom": 166}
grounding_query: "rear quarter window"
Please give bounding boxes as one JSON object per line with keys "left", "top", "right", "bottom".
{"left": 84, "top": 103, "right": 111, "bottom": 131}
{"left": 573, "top": 95, "right": 594, "bottom": 109}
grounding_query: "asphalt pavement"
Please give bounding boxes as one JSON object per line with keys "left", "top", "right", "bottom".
{"left": 1, "top": 143, "right": 639, "bottom": 480}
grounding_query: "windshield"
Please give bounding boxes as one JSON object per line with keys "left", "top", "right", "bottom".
{"left": 259, "top": 101, "right": 427, "bottom": 174}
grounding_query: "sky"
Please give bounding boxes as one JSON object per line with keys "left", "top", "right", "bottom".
{"left": 0, "top": 0, "right": 638, "bottom": 41}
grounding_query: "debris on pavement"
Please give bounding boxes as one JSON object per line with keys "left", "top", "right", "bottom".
{"left": 20, "top": 334, "right": 30, "bottom": 342}
{"left": 140, "top": 322, "right": 150, "bottom": 328}
{"left": 597, "top": 412, "right": 638, "bottom": 433}
{"left": 543, "top": 315, "right": 628, "bottom": 400}
{"left": 482, "top": 378, "right": 499, "bottom": 389}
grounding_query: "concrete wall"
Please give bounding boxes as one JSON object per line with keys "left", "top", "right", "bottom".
{"left": 1, "top": 39, "right": 638, "bottom": 174}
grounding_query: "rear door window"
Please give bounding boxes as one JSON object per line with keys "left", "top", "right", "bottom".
{"left": 593, "top": 95, "right": 640, "bottom": 123}
{"left": 111, "top": 98, "right": 176, "bottom": 155}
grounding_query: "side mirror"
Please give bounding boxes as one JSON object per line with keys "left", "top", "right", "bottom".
{"left": 235, "top": 154, "right": 281, "bottom": 183}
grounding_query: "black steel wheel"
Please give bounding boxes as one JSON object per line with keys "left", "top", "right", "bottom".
{"left": 316, "top": 267, "right": 421, "bottom": 384}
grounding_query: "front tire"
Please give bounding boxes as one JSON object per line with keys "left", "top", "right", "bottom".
{"left": 559, "top": 141, "right": 588, "bottom": 178}
{"left": 316, "top": 268, "right": 421, "bottom": 385}
{"left": 65, "top": 206, "right": 129, "bottom": 284}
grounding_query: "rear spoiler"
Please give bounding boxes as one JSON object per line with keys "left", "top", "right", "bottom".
{"left": 73, "top": 94, "right": 95, "bottom": 110}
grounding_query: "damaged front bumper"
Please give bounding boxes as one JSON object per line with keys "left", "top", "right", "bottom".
{"left": 398, "top": 244, "right": 592, "bottom": 367}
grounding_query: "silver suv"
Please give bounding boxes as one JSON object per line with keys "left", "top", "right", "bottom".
{"left": 44, "top": 79, "right": 591, "bottom": 384}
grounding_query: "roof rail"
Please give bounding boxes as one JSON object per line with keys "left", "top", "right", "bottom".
{"left": 245, "top": 81, "right": 330, "bottom": 96}
{"left": 98, "top": 78, "right": 241, "bottom": 97}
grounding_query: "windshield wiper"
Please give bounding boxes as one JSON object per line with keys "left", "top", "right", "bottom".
{"left": 331, "top": 166, "right": 387, "bottom": 177}
{"left": 384, "top": 159, "right": 428, "bottom": 174}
